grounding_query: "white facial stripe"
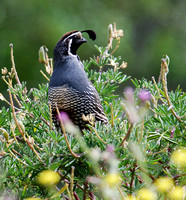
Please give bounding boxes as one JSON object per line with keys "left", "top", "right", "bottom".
{"left": 64, "top": 31, "right": 82, "bottom": 42}
{"left": 67, "top": 39, "right": 76, "bottom": 57}
{"left": 68, "top": 39, "right": 72, "bottom": 55}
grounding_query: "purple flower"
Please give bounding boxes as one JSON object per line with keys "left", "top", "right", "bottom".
{"left": 57, "top": 111, "right": 70, "bottom": 124}
{"left": 107, "top": 145, "right": 115, "bottom": 153}
{"left": 138, "top": 90, "right": 151, "bottom": 101}
{"left": 124, "top": 87, "right": 134, "bottom": 102}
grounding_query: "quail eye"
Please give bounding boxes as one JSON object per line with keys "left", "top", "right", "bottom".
{"left": 70, "top": 35, "right": 79, "bottom": 41}
{"left": 74, "top": 35, "right": 79, "bottom": 39}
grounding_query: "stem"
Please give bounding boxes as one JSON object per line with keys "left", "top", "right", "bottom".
{"left": 13, "top": 94, "right": 22, "bottom": 107}
{"left": 9, "top": 149, "right": 28, "bottom": 166}
{"left": 139, "top": 167, "right": 155, "bottom": 181}
{"left": 130, "top": 161, "right": 137, "bottom": 192}
{"left": 152, "top": 76, "right": 166, "bottom": 104}
{"left": 118, "top": 187, "right": 125, "bottom": 200}
{"left": 110, "top": 39, "right": 120, "bottom": 55}
{"left": 49, "top": 104, "right": 52, "bottom": 131}
{"left": 9, "top": 43, "right": 21, "bottom": 86}
{"left": 40, "top": 70, "right": 50, "bottom": 81}
{"left": 2, "top": 76, "right": 16, "bottom": 93}
{"left": 9, "top": 122, "right": 19, "bottom": 146}
{"left": 161, "top": 59, "right": 182, "bottom": 123}
{"left": 66, "top": 184, "right": 72, "bottom": 200}
{"left": 9, "top": 90, "right": 24, "bottom": 138}
{"left": 111, "top": 103, "right": 114, "bottom": 128}
{"left": 83, "top": 182, "right": 88, "bottom": 200}
{"left": 9, "top": 90, "right": 42, "bottom": 162}
{"left": 92, "top": 126, "right": 107, "bottom": 144}
{"left": 138, "top": 118, "right": 144, "bottom": 143}
{"left": 173, "top": 173, "right": 186, "bottom": 180}
{"left": 56, "top": 106, "right": 80, "bottom": 158}
{"left": 119, "top": 123, "right": 134, "bottom": 147}
{"left": 71, "top": 166, "right": 75, "bottom": 200}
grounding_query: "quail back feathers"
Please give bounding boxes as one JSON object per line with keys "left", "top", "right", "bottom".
{"left": 48, "top": 30, "right": 108, "bottom": 130}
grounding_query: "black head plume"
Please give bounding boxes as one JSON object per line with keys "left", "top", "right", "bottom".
{"left": 81, "top": 30, "right": 96, "bottom": 41}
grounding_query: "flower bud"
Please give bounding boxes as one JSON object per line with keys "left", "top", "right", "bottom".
{"left": 138, "top": 187, "right": 156, "bottom": 200}
{"left": 0, "top": 93, "right": 6, "bottom": 101}
{"left": 120, "top": 61, "right": 127, "bottom": 69}
{"left": 155, "top": 177, "right": 174, "bottom": 193}
{"left": 17, "top": 120, "right": 25, "bottom": 132}
{"left": 38, "top": 46, "right": 47, "bottom": 64}
{"left": 108, "top": 24, "right": 113, "bottom": 38}
{"left": 1, "top": 67, "right": 8, "bottom": 75}
{"left": 0, "top": 128, "right": 9, "bottom": 142}
{"left": 169, "top": 186, "right": 184, "bottom": 200}
{"left": 171, "top": 148, "right": 186, "bottom": 168}
{"left": 37, "top": 170, "right": 60, "bottom": 187}
{"left": 138, "top": 90, "right": 151, "bottom": 102}
{"left": 104, "top": 173, "right": 121, "bottom": 187}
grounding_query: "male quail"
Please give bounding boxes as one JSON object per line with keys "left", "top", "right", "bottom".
{"left": 48, "top": 30, "right": 108, "bottom": 131}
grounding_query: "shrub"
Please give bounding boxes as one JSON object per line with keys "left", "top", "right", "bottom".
{"left": 0, "top": 24, "right": 185, "bottom": 200}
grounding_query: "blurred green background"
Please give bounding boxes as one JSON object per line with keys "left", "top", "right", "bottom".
{"left": 0, "top": 0, "right": 185, "bottom": 107}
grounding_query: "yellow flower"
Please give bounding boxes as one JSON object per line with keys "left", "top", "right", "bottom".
{"left": 125, "top": 195, "right": 139, "bottom": 200}
{"left": 104, "top": 172, "right": 121, "bottom": 187}
{"left": 37, "top": 170, "right": 60, "bottom": 187}
{"left": 138, "top": 187, "right": 156, "bottom": 200}
{"left": 155, "top": 177, "right": 174, "bottom": 193}
{"left": 169, "top": 186, "right": 185, "bottom": 200}
{"left": 171, "top": 148, "right": 186, "bottom": 168}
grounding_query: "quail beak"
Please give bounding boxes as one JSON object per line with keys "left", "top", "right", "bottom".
{"left": 78, "top": 37, "right": 87, "bottom": 44}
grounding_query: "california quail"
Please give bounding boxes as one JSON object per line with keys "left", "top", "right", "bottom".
{"left": 48, "top": 30, "right": 108, "bottom": 131}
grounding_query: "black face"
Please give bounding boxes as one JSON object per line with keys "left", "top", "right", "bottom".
{"left": 69, "top": 34, "right": 87, "bottom": 55}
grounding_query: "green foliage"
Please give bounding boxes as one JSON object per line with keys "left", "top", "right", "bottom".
{"left": 0, "top": 24, "right": 185, "bottom": 200}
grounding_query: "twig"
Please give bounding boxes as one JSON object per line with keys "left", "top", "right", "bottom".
{"left": 148, "top": 144, "right": 169, "bottom": 155}
{"left": 138, "top": 118, "right": 144, "bottom": 143}
{"left": 2, "top": 76, "right": 17, "bottom": 93}
{"left": 9, "top": 43, "right": 21, "bottom": 86}
{"left": 92, "top": 127, "right": 107, "bottom": 144}
{"left": 71, "top": 166, "right": 75, "bottom": 200}
{"left": 119, "top": 123, "right": 134, "bottom": 147}
{"left": 12, "top": 148, "right": 22, "bottom": 157}
{"left": 13, "top": 94, "right": 22, "bottom": 107}
{"left": 40, "top": 70, "right": 50, "bottom": 81}
{"left": 51, "top": 184, "right": 68, "bottom": 199}
{"left": 56, "top": 106, "right": 80, "bottom": 158}
{"left": 66, "top": 184, "right": 72, "bottom": 200}
{"left": 33, "top": 143, "right": 44, "bottom": 151}
{"left": 130, "top": 161, "right": 137, "bottom": 191}
{"left": 73, "top": 191, "right": 80, "bottom": 200}
{"left": 139, "top": 167, "right": 155, "bottom": 181}
{"left": 9, "top": 90, "right": 42, "bottom": 162}
{"left": 110, "top": 103, "right": 114, "bottom": 128}
{"left": 9, "top": 90, "right": 24, "bottom": 138}
{"left": 49, "top": 58, "right": 53, "bottom": 75}
{"left": 118, "top": 186, "right": 125, "bottom": 200}
{"left": 9, "top": 122, "right": 19, "bottom": 146}
{"left": 161, "top": 59, "right": 182, "bottom": 123}
{"left": 27, "top": 112, "right": 53, "bottom": 130}
{"left": 110, "top": 39, "right": 120, "bottom": 56}
{"left": 49, "top": 104, "right": 53, "bottom": 131}
{"left": 83, "top": 182, "right": 88, "bottom": 200}
{"left": 9, "top": 149, "right": 28, "bottom": 166}
{"left": 152, "top": 76, "right": 166, "bottom": 105}
{"left": 172, "top": 173, "right": 186, "bottom": 180}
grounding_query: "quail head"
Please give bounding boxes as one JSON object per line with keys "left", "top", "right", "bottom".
{"left": 48, "top": 30, "right": 108, "bottom": 131}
